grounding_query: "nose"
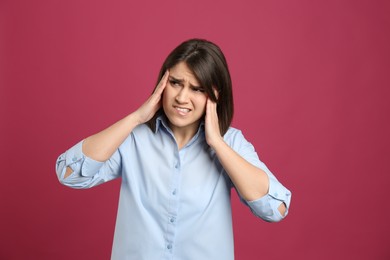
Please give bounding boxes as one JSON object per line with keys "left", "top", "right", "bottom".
{"left": 175, "top": 87, "right": 189, "bottom": 103}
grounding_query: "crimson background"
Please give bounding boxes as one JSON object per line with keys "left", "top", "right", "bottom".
{"left": 1, "top": 0, "right": 389, "bottom": 259}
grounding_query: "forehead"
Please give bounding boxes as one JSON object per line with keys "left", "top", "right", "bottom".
{"left": 169, "top": 62, "right": 200, "bottom": 86}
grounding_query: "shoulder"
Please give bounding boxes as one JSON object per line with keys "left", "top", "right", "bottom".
{"left": 120, "top": 123, "right": 154, "bottom": 147}
{"left": 224, "top": 127, "right": 260, "bottom": 163}
{"left": 223, "top": 127, "right": 248, "bottom": 149}
{"left": 129, "top": 123, "right": 158, "bottom": 141}
{"left": 224, "top": 126, "right": 244, "bottom": 141}
{"left": 133, "top": 123, "right": 151, "bottom": 134}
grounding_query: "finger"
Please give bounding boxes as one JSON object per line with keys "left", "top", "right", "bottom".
{"left": 206, "top": 98, "right": 211, "bottom": 117}
{"left": 212, "top": 87, "right": 219, "bottom": 101}
{"left": 206, "top": 97, "right": 217, "bottom": 119}
{"left": 205, "top": 98, "right": 220, "bottom": 135}
{"left": 154, "top": 70, "right": 169, "bottom": 95}
{"left": 209, "top": 96, "right": 217, "bottom": 109}
{"left": 148, "top": 71, "right": 169, "bottom": 106}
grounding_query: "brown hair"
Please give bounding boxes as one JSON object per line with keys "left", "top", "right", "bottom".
{"left": 146, "top": 38, "right": 234, "bottom": 136}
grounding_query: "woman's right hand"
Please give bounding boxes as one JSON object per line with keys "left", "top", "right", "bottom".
{"left": 80, "top": 71, "right": 169, "bottom": 162}
{"left": 134, "top": 70, "right": 169, "bottom": 124}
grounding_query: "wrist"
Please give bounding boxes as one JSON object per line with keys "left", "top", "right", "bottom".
{"left": 208, "top": 136, "right": 225, "bottom": 151}
{"left": 126, "top": 112, "right": 143, "bottom": 128}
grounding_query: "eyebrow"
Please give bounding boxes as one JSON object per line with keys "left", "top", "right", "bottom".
{"left": 169, "top": 76, "right": 201, "bottom": 88}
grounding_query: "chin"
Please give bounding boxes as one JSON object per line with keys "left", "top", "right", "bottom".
{"left": 168, "top": 117, "right": 191, "bottom": 128}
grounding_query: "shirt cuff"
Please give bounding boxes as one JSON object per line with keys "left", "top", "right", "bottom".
{"left": 65, "top": 140, "right": 84, "bottom": 166}
{"left": 246, "top": 177, "right": 291, "bottom": 222}
{"left": 268, "top": 177, "right": 291, "bottom": 207}
{"left": 64, "top": 140, "right": 105, "bottom": 177}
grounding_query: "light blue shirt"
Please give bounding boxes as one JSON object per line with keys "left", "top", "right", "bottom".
{"left": 56, "top": 116, "right": 291, "bottom": 260}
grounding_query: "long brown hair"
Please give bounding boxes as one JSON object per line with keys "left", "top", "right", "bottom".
{"left": 146, "top": 39, "right": 234, "bottom": 136}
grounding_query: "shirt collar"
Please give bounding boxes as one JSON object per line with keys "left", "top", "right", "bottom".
{"left": 155, "top": 115, "right": 205, "bottom": 136}
{"left": 155, "top": 114, "right": 169, "bottom": 133}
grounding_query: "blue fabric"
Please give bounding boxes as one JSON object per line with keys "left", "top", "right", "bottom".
{"left": 56, "top": 116, "right": 291, "bottom": 260}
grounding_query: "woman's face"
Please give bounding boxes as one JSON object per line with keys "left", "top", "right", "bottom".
{"left": 162, "top": 61, "right": 208, "bottom": 135}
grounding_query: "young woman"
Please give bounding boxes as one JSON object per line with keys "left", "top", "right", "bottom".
{"left": 56, "top": 39, "right": 291, "bottom": 260}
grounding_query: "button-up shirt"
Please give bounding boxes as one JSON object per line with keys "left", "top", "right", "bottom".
{"left": 56, "top": 116, "right": 291, "bottom": 260}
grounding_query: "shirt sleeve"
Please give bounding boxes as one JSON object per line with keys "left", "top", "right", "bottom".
{"left": 246, "top": 173, "right": 292, "bottom": 222}
{"left": 55, "top": 140, "right": 122, "bottom": 189}
{"left": 225, "top": 128, "right": 292, "bottom": 222}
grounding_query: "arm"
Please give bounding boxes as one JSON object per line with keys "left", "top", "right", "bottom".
{"left": 61, "top": 112, "right": 141, "bottom": 180}
{"left": 57, "top": 71, "right": 169, "bottom": 182}
{"left": 205, "top": 97, "right": 290, "bottom": 221}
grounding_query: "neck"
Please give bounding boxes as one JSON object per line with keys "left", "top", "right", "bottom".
{"left": 170, "top": 123, "right": 200, "bottom": 150}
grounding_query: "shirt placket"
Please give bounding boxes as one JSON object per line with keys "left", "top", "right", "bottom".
{"left": 163, "top": 147, "right": 185, "bottom": 259}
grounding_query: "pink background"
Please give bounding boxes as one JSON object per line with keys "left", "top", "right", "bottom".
{"left": 1, "top": 0, "right": 389, "bottom": 259}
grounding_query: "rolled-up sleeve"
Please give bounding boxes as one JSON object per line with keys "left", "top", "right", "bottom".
{"left": 56, "top": 140, "right": 121, "bottom": 189}
{"left": 226, "top": 128, "right": 292, "bottom": 222}
{"left": 246, "top": 176, "right": 292, "bottom": 222}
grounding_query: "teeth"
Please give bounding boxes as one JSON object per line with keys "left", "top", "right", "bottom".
{"left": 176, "top": 107, "right": 190, "bottom": 113}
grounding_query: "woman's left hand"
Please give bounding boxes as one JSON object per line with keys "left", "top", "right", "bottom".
{"left": 205, "top": 94, "right": 224, "bottom": 149}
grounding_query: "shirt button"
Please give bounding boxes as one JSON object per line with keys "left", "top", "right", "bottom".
{"left": 175, "top": 164, "right": 179, "bottom": 169}
{"left": 170, "top": 217, "right": 175, "bottom": 223}
{"left": 172, "top": 189, "right": 177, "bottom": 195}
{"left": 72, "top": 157, "right": 77, "bottom": 162}
{"left": 167, "top": 244, "right": 172, "bottom": 249}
